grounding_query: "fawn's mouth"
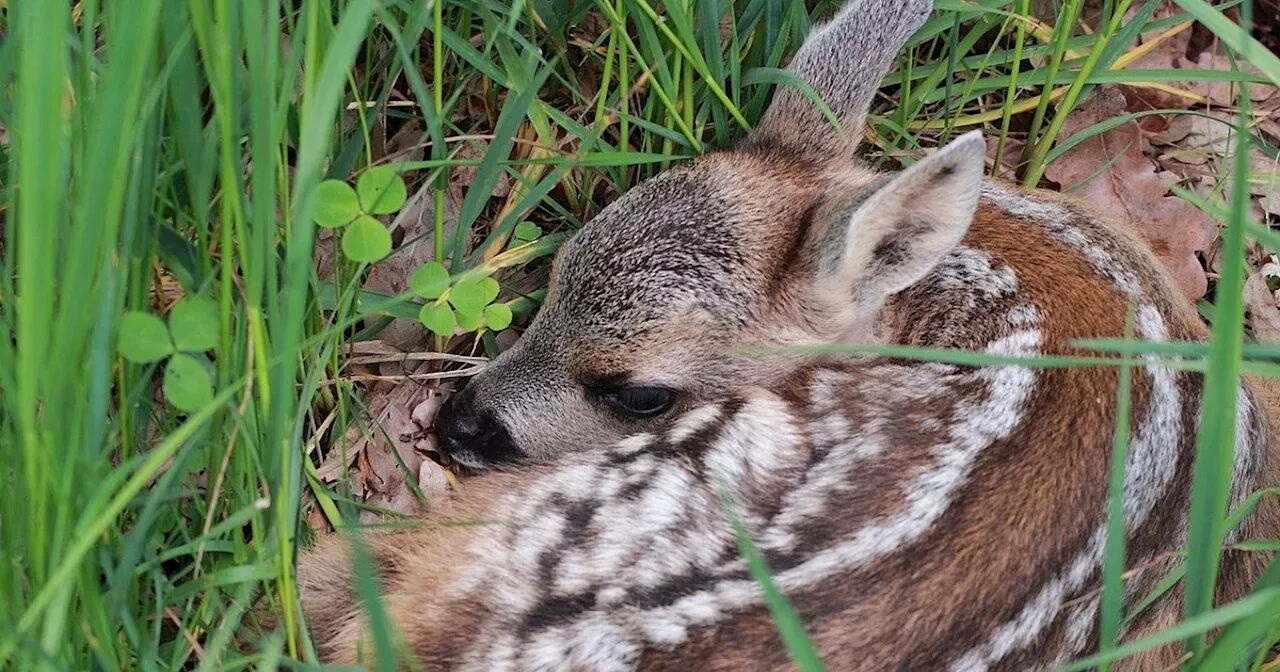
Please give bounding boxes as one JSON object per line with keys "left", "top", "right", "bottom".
{"left": 444, "top": 447, "right": 493, "bottom": 474}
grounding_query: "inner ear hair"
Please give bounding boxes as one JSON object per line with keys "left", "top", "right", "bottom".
{"left": 815, "top": 130, "right": 988, "bottom": 328}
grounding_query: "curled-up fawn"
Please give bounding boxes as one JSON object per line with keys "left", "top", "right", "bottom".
{"left": 297, "top": 0, "right": 1280, "bottom": 669}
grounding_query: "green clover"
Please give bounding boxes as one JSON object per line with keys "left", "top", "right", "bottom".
{"left": 408, "top": 263, "right": 515, "bottom": 337}
{"left": 312, "top": 166, "right": 409, "bottom": 263}
{"left": 117, "top": 296, "right": 219, "bottom": 412}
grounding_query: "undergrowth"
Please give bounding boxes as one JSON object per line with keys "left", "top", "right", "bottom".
{"left": 2, "top": 0, "right": 1280, "bottom": 669}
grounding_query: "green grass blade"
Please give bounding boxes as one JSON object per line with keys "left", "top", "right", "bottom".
{"left": 1170, "top": 0, "right": 1280, "bottom": 87}
{"left": 1099, "top": 307, "right": 1137, "bottom": 671}
{"left": 724, "top": 492, "right": 826, "bottom": 672}
{"left": 1181, "top": 2, "right": 1255, "bottom": 656}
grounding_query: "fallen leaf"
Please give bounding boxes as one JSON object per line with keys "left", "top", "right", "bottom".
{"left": 1249, "top": 152, "right": 1280, "bottom": 210}
{"left": 1046, "top": 85, "right": 1217, "bottom": 300}
{"left": 319, "top": 360, "right": 436, "bottom": 484}
{"left": 1116, "top": 5, "right": 1280, "bottom": 112}
{"left": 1153, "top": 111, "right": 1280, "bottom": 223}
{"left": 984, "top": 135, "right": 1027, "bottom": 181}
{"left": 417, "top": 451, "right": 453, "bottom": 509}
{"left": 1154, "top": 112, "right": 1234, "bottom": 166}
{"left": 449, "top": 139, "right": 515, "bottom": 204}
{"left": 306, "top": 506, "right": 331, "bottom": 539}
{"left": 1245, "top": 262, "right": 1280, "bottom": 344}
{"left": 411, "top": 391, "right": 444, "bottom": 429}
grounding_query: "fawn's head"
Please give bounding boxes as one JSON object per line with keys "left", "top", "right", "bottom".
{"left": 436, "top": 0, "right": 988, "bottom": 469}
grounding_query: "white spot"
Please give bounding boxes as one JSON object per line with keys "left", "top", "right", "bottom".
{"left": 981, "top": 182, "right": 1072, "bottom": 227}
{"left": 955, "top": 303, "right": 1181, "bottom": 668}
{"left": 983, "top": 182, "right": 1143, "bottom": 297}
{"left": 515, "top": 619, "right": 638, "bottom": 672}
{"left": 759, "top": 413, "right": 887, "bottom": 552}
{"left": 933, "top": 246, "right": 1018, "bottom": 297}
{"left": 703, "top": 395, "right": 805, "bottom": 525}
{"left": 732, "top": 318, "right": 1041, "bottom": 606}
{"left": 1062, "top": 597, "right": 1101, "bottom": 665}
{"left": 666, "top": 404, "right": 723, "bottom": 445}
{"left": 614, "top": 432, "right": 657, "bottom": 456}
{"left": 1005, "top": 304, "right": 1040, "bottom": 328}
{"left": 1226, "top": 385, "right": 1262, "bottom": 544}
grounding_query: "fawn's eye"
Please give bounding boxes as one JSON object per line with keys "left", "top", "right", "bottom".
{"left": 598, "top": 386, "right": 677, "bottom": 419}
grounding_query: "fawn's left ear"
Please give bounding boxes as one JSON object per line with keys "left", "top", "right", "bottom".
{"left": 743, "top": 0, "right": 934, "bottom": 161}
{"left": 814, "top": 130, "right": 987, "bottom": 329}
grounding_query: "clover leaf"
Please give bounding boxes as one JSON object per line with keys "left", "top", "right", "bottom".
{"left": 357, "top": 165, "right": 408, "bottom": 215}
{"left": 313, "top": 180, "right": 361, "bottom": 228}
{"left": 342, "top": 215, "right": 393, "bottom": 263}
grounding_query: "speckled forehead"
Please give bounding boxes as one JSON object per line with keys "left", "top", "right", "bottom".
{"left": 554, "top": 161, "right": 740, "bottom": 280}
{"left": 557, "top": 313, "right": 722, "bottom": 383}
{"left": 546, "top": 153, "right": 829, "bottom": 335}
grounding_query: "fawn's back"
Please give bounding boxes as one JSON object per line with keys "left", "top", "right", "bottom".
{"left": 296, "top": 0, "right": 1280, "bottom": 669}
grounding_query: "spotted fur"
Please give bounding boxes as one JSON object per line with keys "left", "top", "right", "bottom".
{"left": 297, "top": 0, "right": 1280, "bottom": 669}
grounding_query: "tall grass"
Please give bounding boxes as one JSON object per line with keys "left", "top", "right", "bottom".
{"left": 2, "top": 0, "right": 1279, "bottom": 669}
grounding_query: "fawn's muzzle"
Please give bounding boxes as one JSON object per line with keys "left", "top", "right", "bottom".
{"left": 434, "top": 384, "right": 521, "bottom": 470}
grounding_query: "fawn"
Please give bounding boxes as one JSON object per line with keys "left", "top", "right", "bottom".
{"left": 297, "top": 0, "right": 1280, "bottom": 668}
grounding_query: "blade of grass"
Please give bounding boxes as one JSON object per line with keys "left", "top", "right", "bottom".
{"left": 1170, "top": 0, "right": 1280, "bottom": 87}
{"left": 1099, "top": 304, "right": 1137, "bottom": 671}
{"left": 1055, "top": 588, "right": 1280, "bottom": 672}
{"left": 1182, "top": 3, "right": 1254, "bottom": 655}
{"left": 722, "top": 490, "right": 826, "bottom": 672}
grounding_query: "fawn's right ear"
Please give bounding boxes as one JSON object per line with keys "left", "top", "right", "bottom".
{"left": 743, "top": 0, "right": 934, "bottom": 161}
{"left": 809, "top": 131, "right": 987, "bottom": 337}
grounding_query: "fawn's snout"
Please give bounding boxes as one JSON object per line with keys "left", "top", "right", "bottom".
{"left": 434, "top": 383, "right": 520, "bottom": 470}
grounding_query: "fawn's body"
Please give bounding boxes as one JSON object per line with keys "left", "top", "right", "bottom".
{"left": 297, "top": 0, "right": 1280, "bottom": 668}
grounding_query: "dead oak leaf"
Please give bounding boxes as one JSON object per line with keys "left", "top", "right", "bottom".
{"left": 1045, "top": 86, "right": 1217, "bottom": 301}
{"left": 1245, "top": 262, "right": 1280, "bottom": 345}
{"left": 1118, "top": 6, "right": 1280, "bottom": 112}
{"left": 984, "top": 135, "right": 1027, "bottom": 182}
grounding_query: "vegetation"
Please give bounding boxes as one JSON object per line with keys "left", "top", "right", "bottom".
{"left": 1, "top": 0, "right": 1279, "bottom": 669}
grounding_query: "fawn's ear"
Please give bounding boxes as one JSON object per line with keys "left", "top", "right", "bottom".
{"left": 743, "top": 0, "right": 934, "bottom": 161}
{"left": 813, "top": 131, "right": 987, "bottom": 331}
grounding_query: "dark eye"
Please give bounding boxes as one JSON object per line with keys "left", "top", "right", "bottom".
{"left": 600, "top": 386, "right": 677, "bottom": 419}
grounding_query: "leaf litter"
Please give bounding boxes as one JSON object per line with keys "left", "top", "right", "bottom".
{"left": 1044, "top": 85, "right": 1218, "bottom": 301}
{"left": 1026, "top": 2, "right": 1280, "bottom": 344}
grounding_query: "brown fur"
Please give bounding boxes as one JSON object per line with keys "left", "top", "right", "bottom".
{"left": 293, "top": 0, "right": 1280, "bottom": 669}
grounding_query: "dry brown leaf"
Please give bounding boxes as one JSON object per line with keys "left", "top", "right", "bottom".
{"left": 1046, "top": 86, "right": 1216, "bottom": 300}
{"left": 1245, "top": 263, "right": 1280, "bottom": 344}
{"left": 984, "top": 135, "right": 1027, "bottom": 181}
{"left": 1119, "top": 5, "right": 1280, "bottom": 109}
{"left": 1104, "top": 4, "right": 1279, "bottom": 119}
{"left": 306, "top": 506, "right": 331, "bottom": 540}
{"left": 1152, "top": 110, "right": 1280, "bottom": 223}
{"left": 417, "top": 454, "right": 453, "bottom": 509}
{"left": 318, "top": 363, "right": 439, "bottom": 477}
{"left": 449, "top": 139, "right": 514, "bottom": 204}
{"left": 1154, "top": 112, "right": 1234, "bottom": 165}
{"left": 411, "top": 391, "right": 444, "bottom": 428}
{"left": 1248, "top": 152, "right": 1280, "bottom": 214}
{"left": 317, "top": 358, "right": 463, "bottom": 521}
{"left": 1256, "top": 92, "right": 1280, "bottom": 143}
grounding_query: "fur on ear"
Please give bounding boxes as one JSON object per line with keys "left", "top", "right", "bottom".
{"left": 812, "top": 130, "right": 987, "bottom": 335}
{"left": 743, "top": 0, "right": 934, "bottom": 161}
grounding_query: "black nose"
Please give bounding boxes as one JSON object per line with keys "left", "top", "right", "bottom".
{"left": 447, "top": 406, "right": 483, "bottom": 440}
{"left": 434, "top": 386, "right": 522, "bottom": 469}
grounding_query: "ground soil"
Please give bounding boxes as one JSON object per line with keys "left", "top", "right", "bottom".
{"left": 1257, "top": 1, "right": 1280, "bottom": 53}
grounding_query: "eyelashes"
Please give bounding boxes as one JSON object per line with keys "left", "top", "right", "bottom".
{"left": 594, "top": 385, "right": 678, "bottom": 419}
